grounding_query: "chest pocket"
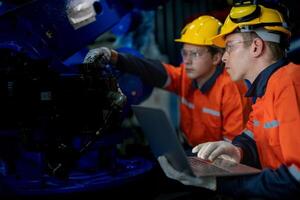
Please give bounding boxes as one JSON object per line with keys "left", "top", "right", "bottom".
{"left": 201, "top": 107, "right": 221, "bottom": 129}
{"left": 254, "top": 118, "right": 283, "bottom": 168}
{"left": 252, "top": 107, "right": 281, "bottom": 147}
{"left": 263, "top": 120, "right": 280, "bottom": 146}
{"left": 263, "top": 120, "right": 283, "bottom": 167}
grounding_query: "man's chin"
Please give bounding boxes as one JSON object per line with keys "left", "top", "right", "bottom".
{"left": 229, "top": 74, "right": 241, "bottom": 82}
{"left": 186, "top": 73, "right": 196, "bottom": 80}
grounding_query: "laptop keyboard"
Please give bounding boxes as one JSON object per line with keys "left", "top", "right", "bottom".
{"left": 188, "top": 156, "right": 231, "bottom": 176}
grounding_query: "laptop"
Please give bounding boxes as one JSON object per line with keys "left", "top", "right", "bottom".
{"left": 131, "top": 105, "right": 261, "bottom": 177}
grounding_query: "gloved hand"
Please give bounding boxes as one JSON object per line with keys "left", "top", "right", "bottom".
{"left": 157, "top": 156, "right": 216, "bottom": 190}
{"left": 192, "top": 141, "right": 242, "bottom": 163}
{"left": 83, "top": 47, "right": 112, "bottom": 66}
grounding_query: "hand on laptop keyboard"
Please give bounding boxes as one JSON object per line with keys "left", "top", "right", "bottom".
{"left": 157, "top": 155, "right": 217, "bottom": 190}
{"left": 192, "top": 141, "right": 242, "bottom": 163}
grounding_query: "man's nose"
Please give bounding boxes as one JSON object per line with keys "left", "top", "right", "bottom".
{"left": 222, "top": 51, "right": 228, "bottom": 63}
{"left": 183, "top": 56, "right": 192, "bottom": 65}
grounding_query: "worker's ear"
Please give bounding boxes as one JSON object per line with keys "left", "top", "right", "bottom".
{"left": 212, "top": 51, "right": 222, "bottom": 66}
{"left": 251, "top": 37, "right": 264, "bottom": 58}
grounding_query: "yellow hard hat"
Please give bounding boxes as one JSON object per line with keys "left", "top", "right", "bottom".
{"left": 212, "top": 4, "right": 291, "bottom": 47}
{"left": 175, "top": 15, "right": 222, "bottom": 46}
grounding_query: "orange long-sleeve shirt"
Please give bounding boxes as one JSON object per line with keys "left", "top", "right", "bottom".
{"left": 163, "top": 63, "right": 251, "bottom": 146}
{"left": 244, "top": 62, "right": 300, "bottom": 170}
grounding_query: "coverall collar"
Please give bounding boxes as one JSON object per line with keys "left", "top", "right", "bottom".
{"left": 245, "top": 58, "right": 288, "bottom": 101}
{"left": 193, "top": 65, "right": 224, "bottom": 93}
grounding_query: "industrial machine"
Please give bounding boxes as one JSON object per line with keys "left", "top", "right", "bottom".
{"left": 0, "top": 0, "right": 298, "bottom": 198}
{"left": 0, "top": 0, "right": 168, "bottom": 197}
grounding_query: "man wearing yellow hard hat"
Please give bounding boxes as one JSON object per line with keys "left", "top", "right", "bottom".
{"left": 84, "top": 16, "right": 251, "bottom": 147}
{"left": 158, "top": 1, "right": 300, "bottom": 199}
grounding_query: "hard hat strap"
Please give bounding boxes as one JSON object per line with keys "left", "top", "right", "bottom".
{"left": 254, "top": 29, "right": 281, "bottom": 43}
{"left": 239, "top": 27, "right": 281, "bottom": 43}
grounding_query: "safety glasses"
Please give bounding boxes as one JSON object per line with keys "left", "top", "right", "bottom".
{"left": 180, "top": 49, "right": 208, "bottom": 60}
{"left": 224, "top": 40, "right": 253, "bottom": 54}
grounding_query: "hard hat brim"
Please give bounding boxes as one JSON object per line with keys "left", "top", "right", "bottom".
{"left": 174, "top": 38, "right": 213, "bottom": 46}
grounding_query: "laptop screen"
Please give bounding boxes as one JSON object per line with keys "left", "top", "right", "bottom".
{"left": 131, "top": 105, "right": 261, "bottom": 177}
{"left": 131, "top": 105, "right": 194, "bottom": 175}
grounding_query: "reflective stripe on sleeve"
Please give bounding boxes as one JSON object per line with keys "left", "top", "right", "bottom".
{"left": 181, "top": 97, "right": 195, "bottom": 109}
{"left": 264, "top": 120, "right": 279, "bottom": 129}
{"left": 288, "top": 165, "right": 300, "bottom": 182}
{"left": 253, "top": 119, "right": 260, "bottom": 127}
{"left": 244, "top": 129, "right": 254, "bottom": 139}
{"left": 202, "top": 107, "right": 220, "bottom": 117}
